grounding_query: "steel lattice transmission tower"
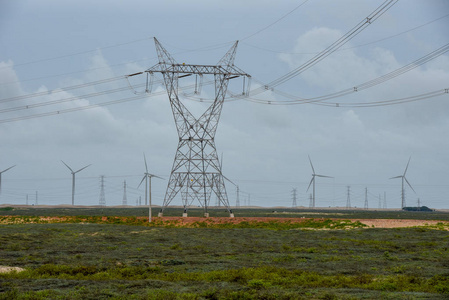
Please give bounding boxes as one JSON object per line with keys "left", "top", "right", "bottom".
{"left": 122, "top": 180, "right": 128, "bottom": 206}
{"left": 346, "top": 186, "right": 351, "bottom": 209}
{"left": 99, "top": 175, "right": 106, "bottom": 206}
{"left": 291, "top": 188, "right": 297, "bottom": 207}
{"left": 145, "top": 38, "right": 250, "bottom": 217}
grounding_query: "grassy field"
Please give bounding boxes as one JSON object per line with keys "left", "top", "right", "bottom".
{"left": 0, "top": 207, "right": 448, "bottom": 299}
{"left": 2, "top": 206, "right": 449, "bottom": 220}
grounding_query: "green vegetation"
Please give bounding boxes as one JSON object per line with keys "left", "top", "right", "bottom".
{"left": 0, "top": 214, "right": 448, "bottom": 299}
{"left": 0, "top": 208, "right": 448, "bottom": 298}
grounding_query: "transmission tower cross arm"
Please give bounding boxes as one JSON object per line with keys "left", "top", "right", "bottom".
{"left": 146, "top": 64, "right": 250, "bottom": 77}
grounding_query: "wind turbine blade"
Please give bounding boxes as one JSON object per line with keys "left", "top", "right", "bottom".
{"left": 315, "top": 174, "right": 333, "bottom": 178}
{"left": 137, "top": 175, "right": 146, "bottom": 188}
{"left": 404, "top": 156, "right": 411, "bottom": 176}
{"left": 148, "top": 173, "right": 164, "bottom": 180}
{"left": 308, "top": 155, "right": 315, "bottom": 174}
{"left": 404, "top": 177, "right": 416, "bottom": 194}
{"left": 61, "top": 160, "right": 74, "bottom": 172}
{"left": 390, "top": 175, "right": 402, "bottom": 179}
{"left": 143, "top": 153, "right": 149, "bottom": 173}
{"left": 306, "top": 176, "right": 314, "bottom": 192}
{"left": 75, "top": 164, "right": 91, "bottom": 173}
{"left": 0, "top": 165, "right": 16, "bottom": 173}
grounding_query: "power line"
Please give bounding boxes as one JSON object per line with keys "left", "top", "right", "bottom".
{"left": 240, "top": 0, "right": 309, "bottom": 41}
{"left": 241, "top": 13, "right": 449, "bottom": 55}
{"left": 234, "top": 41, "right": 449, "bottom": 106}
{"left": 251, "top": 0, "right": 398, "bottom": 92}
{"left": 0, "top": 37, "right": 153, "bottom": 70}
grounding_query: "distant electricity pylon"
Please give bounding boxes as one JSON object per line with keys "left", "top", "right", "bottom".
{"left": 99, "top": 175, "right": 106, "bottom": 206}
{"left": 138, "top": 38, "right": 250, "bottom": 217}
{"left": 291, "top": 188, "right": 297, "bottom": 207}
{"left": 61, "top": 161, "right": 91, "bottom": 206}
{"left": 390, "top": 157, "right": 416, "bottom": 208}
{"left": 236, "top": 186, "right": 240, "bottom": 208}
{"left": 122, "top": 180, "right": 128, "bottom": 206}
{"left": 306, "top": 155, "right": 333, "bottom": 208}
{"left": 0, "top": 165, "right": 15, "bottom": 195}
{"left": 346, "top": 186, "right": 351, "bottom": 208}
{"left": 364, "top": 187, "right": 368, "bottom": 209}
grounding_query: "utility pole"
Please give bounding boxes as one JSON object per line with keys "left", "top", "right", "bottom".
{"left": 378, "top": 194, "right": 382, "bottom": 209}
{"left": 140, "top": 38, "right": 250, "bottom": 217}
{"left": 26, "top": 194, "right": 28, "bottom": 206}
{"left": 99, "top": 175, "right": 106, "bottom": 206}
{"left": 291, "top": 188, "right": 297, "bottom": 207}
{"left": 383, "top": 192, "right": 387, "bottom": 209}
{"left": 346, "top": 186, "right": 351, "bottom": 208}
{"left": 122, "top": 180, "right": 127, "bottom": 206}
{"left": 35, "top": 191, "right": 38, "bottom": 206}
{"left": 364, "top": 187, "right": 368, "bottom": 209}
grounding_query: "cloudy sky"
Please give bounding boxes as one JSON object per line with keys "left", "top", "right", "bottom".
{"left": 1, "top": 0, "right": 449, "bottom": 210}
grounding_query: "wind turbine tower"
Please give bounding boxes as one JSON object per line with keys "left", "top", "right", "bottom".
{"left": 61, "top": 161, "right": 91, "bottom": 206}
{"left": 137, "top": 38, "right": 250, "bottom": 217}
{"left": 0, "top": 165, "right": 16, "bottom": 195}
{"left": 390, "top": 157, "right": 416, "bottom": 209}
{"left": 307, "top": 156, "right": 333, "bottom": 208}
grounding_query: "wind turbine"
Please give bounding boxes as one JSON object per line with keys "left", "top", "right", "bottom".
{"left": 0, "top": 165, "right": 16, "bottom": 195}
{"left": 390, "top": 157, "right": 415, "bottom": 209}
{"left": 306, "top": 155, "right": 333, "bottom": 208}
{"left": 138, "top": 153, "right": 163, "bottom": 222}
{"left": 61, "top": 161, "right": 91, "bottom": 206}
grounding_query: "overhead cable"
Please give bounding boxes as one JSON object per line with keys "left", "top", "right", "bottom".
{"left": 251, "top": 0, "right": 398, "bottom": 93}
{"left": 242, "top": 12, "right": 449, "bottom": 55}
{"left": 240, "top": 0, "right": 309, "bottom": 41}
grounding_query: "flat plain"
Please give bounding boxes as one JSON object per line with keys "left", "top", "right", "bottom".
{"left": 0, "top": 206, "right": 448, "bottom": 299}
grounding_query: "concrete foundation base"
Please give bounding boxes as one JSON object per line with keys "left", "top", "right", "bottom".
{"left": 204, "top": 213, "right": 210, "bottom": 218}
{"left": 158, "top": 212, "right": 163, "bottom": 217}
{"left": 182, "top": 213, "right": 188, "bottom": 217}
{"left": 230, "top": 213, "right": 235, "bottom": 218}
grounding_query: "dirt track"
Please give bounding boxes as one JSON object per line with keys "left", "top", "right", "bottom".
{"left": 155, "top": 217, "right": 446, "bottom": 228}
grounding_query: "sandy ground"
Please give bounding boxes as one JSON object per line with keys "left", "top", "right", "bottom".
{"left": 354, "top": 219, "right": 445, "bottom": 228}
{"left": 0, "top": 266, "right": 25, "bottom": 273}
